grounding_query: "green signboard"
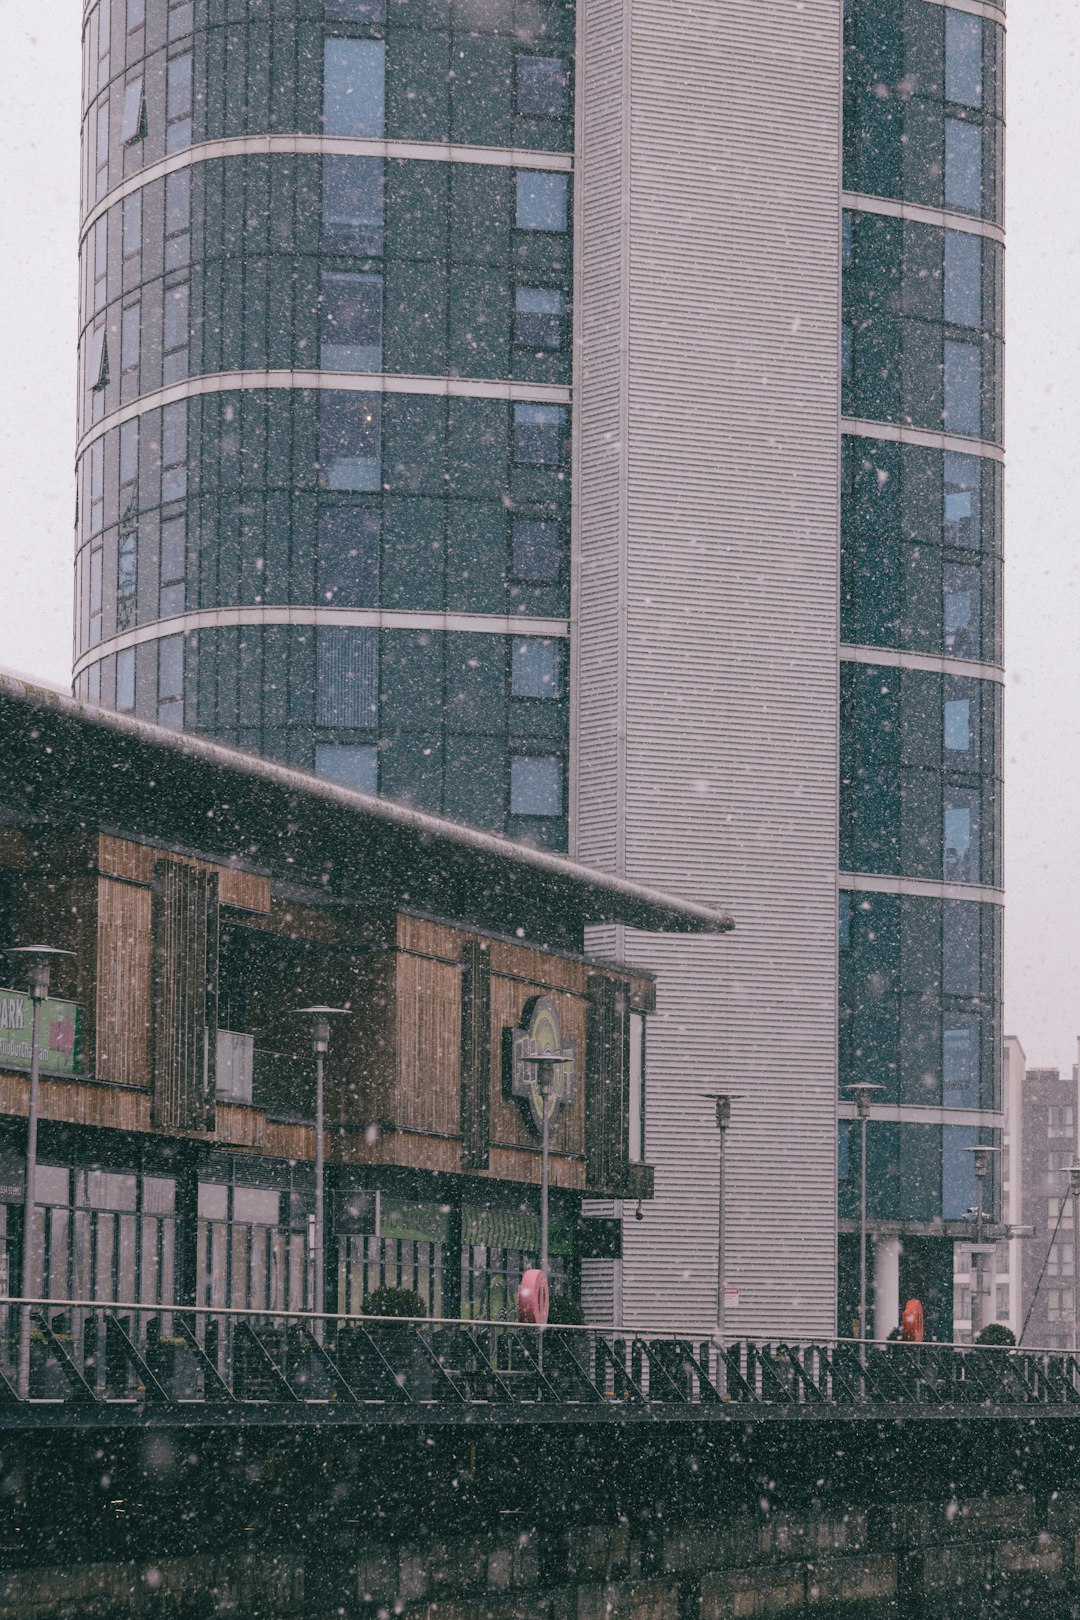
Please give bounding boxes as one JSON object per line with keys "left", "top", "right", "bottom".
{"left": 0, "top": 989, "right": 81, "bottom": 1077}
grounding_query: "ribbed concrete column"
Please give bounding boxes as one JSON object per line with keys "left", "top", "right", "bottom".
{"left": 873, "top": 1236, "right": 902, "bottom": 1342}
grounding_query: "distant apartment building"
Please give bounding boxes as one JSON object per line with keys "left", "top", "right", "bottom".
{"left": 1008, "top": 1040, "right": 1080, "bottom": 1351}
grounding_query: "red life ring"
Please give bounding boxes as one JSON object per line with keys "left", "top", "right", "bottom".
{"left": 901, "top": 1298, "right": 924, "bottom": 1342}
{"left": 518, "top": 1269, "right": 549, "bottom": 1324}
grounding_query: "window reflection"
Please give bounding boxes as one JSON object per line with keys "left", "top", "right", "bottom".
{"left": 944, "top": 118, "right": 982, "bottom": 215}
{"left": 943, "top": 1019, "right": 979, "bottom": 1107}
{"left": 943, "top": 563, "right": 981, "bottom": 659}
{"left": 943, "top": 231, "right": 981, "bottom": 327}
{"left": 320, "top": 271, "right": 383, "bottom": 371}
{"left": 323, "top": 39, "right": 385, "bottom": 137}
{"left": 319, "top": 392, "right": 381, "bottom": 491}
{"left": 943, "top": 340, "right": 981, "bottom": 437}
{"left": 322, "top": 157, "right": 384, "bottom": 256}
{"left": 944, "top": 452, "right": 980, "bottom": 548}
{"left": 943, "top": 789, "right": 979, "bottom": 883}
{"left": 945, "top": 10, "right": 983, "bottom": 110}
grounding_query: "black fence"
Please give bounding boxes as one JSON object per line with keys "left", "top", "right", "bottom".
{"left": 1, "top": 1300, "right": 1076, "bottom": 1424}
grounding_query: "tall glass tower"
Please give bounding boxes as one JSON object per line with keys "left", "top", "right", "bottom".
{"left": 838, "top": 0, "right": 1005, "bottom": 1340}
{"left": 73, "top": 0, "right": 1005, "bottom": 1339}
{"left": 74, "top": 0, "right": 574, "bottom": 848}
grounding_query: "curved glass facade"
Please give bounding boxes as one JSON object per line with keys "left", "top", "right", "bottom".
{"left": 75, "top": 0, "right": 573, "bottom": 846}
{"left": 840, "top": 0, "right": 1004, "bottom": 1320}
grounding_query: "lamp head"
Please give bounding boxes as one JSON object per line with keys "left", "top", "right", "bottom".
{"left": 702, "top": 1093, "right": 741, "bottom": 1131}
{"left": 5, "top": 945, "right": 75, "bottom": 1001}
{"left": 845, "top": 1082, "right": 885, "bottom": 1120}
{"left": 1067, "top": 1165, "right": 1080, "bottom": 1199}
{"left": 523, "top": 1051, "right": 573, "bottom": 1094}
{"left": 964, "top": 1143, "right": 1000, "bottom": 1180}
{"left": 293, "top": 1004, "right": 350, "bottom": 1053}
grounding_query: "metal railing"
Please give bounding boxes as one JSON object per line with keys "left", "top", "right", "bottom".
{"left": 0, "top": 1300, "right": 1077, "bottom": 1419}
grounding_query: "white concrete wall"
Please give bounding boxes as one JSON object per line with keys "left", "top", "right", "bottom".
{"left": 574, "top": 0, "right": 842, "bottom": 1336}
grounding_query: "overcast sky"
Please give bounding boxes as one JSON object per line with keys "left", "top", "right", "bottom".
{"left": 0, "top": 2, "right": 1075, "bottom": 1070}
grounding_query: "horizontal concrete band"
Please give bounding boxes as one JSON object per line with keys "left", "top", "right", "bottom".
{"left": 842, "top": 190, "right": 1005, "bottom": 246}
{"left": 76, "top": 369, "right": 572, "bottom": 459}
{"left": 919, "top": 0, "right": 1006, "bottom": 23}
{"left": 81, "top": 133, "right": 574, "bottom": 241}
{"left": 837, "top": 1103, "right": 1006, "bottom": 1128}
{"left": 73, "top": 606, "right": 571, "bottom": 679}
{"left": 842, "top": 418, "right": 1005, "bottom": 463}
{"left": 840, "top": 644, "right": 1004, "bottom": 685}
{"left": 839, "top": 871, "right": 1004, "bottom": 906}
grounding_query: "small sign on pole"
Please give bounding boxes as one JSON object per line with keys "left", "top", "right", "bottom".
{"left": 724, "top": 1284, "right": 740, "bottom": 1309}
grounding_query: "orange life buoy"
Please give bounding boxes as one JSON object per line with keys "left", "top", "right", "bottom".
{"left": 518, "top": 1268, "right": 549, "bottom": 1324}
{"left": 901, "top": 1298, "right": 924, "bottom": 1342}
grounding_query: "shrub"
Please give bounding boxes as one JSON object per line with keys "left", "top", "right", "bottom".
{"left": 364, "top": 1286, "right": 427, "bottom": 1319}
{"left": 547, "top": 1294, "right": 585, "bottom": 1326}
{"left": 976, "top": 1323, "right": 1016, "bottom": 1346}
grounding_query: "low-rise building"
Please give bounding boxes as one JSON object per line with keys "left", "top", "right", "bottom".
{"left": 0, "top": 672, "right": 730, "bottom": 1321}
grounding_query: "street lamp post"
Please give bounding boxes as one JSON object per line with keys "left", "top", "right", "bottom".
{"left": 6, "top": 946, "right": 75, "bottom": 1399}
{"left": 1068, "top": 1166, "right": 1080, "bottom": 1356}
{"left": 846, "top": 1083, "right": 884, "bottom": 1346}
{"left": 702, "top": 1094, "right": 738, "bottom": 1353}
{"left": 524, "top": 1054, "right": 572, "bottom": 1278}
{"left": 294, "top": 1006, "right": 350, "bottom": 1331}
{"left": 965, "top": 1143, "right": 999, "bottom": 1340}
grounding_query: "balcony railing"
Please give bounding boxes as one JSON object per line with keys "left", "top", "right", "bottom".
{"left": 0, "top": 1300, "right": 1078, "bottom": 1421}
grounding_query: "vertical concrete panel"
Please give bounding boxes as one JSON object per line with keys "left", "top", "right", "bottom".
{"left": 576, "top": 0, "right": 841, "bottom": 1334}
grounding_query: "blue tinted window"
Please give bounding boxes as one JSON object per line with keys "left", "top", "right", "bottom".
{"left": 322, "top": 157, "right": 383, "bottom": 256}
{"left": 315, "top": 744, "right": 378, "bottom": 792}
{"left": 944, "top": 231, "right": 981, "bottom": 327}
{"left": 943, "top": 341, "right": 981, "bottom": 437}
{"left": 512, "top": 638, "right": 561, "bottom": 698}
{"left": 512, "top": 518, "right": 560, "bottom": 580}
{"left": 945, "top": 10, "right": 983, "bottom": 109}
{"left": 943, "top": 901, "right": 980, "bottom": 996}
{"left": 943, "top": 1020, "right": 979, "bottom": 1107}
{"left": 515, "top": 288, "right": 564, "bottom": 348}
{"left": 944, "top": 698, "right": 970, "bottom": 753}
{"left": 319, "top": 392, "right": 381, "bottom": 491}
{"left": 516, "top": 171, "right": 568, "bottom": 231}
{"left": 166, "top": 53, "right": 192, "bottom": 153}
{"left": 316, "top": 628, "right": 378, "bottom": 726}
{"left": 944, "top": 453, "right": 980, "bottom": 548}
{"left": 318, "top": 508, "right": 380, "bottom": 607}
{"left": 321, "top": 272, "right": 382, "bottom": 371}
{"left": 943, "top": 563, "right": 980, "bottom": 659}
{"left": 944, "top": 789, "right": 980, "bottom": 883}
{"left": 158, "top": 635, "right": 184, "bottom": 727}
{"left": 945, "top": 119, "right": 982, "bottom": 214}
{"left": 517, "top": 57, "right": 568, "bottom": 118}
{"left": 323, "top": 39, "right": 385, "bottom": 137}
{"left": 510, "top": 755, "right": 562, "bottom": 815}
{"left": 117, "top": 648, "right": 136, "bottom": 711}
{"left": 942, "top": 1125, "right": 980, "bottom": 1220}
{"left": 514, "top": 403, "right": 564, "bottom": 465}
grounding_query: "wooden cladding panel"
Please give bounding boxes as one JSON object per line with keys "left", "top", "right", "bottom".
{"left": 98, "top": 835, "right": 270, "bottom": 913}
{"left": 96, "top": 878, "right": 153, "bottom": 1086}
{"left": 459, "top": 939, "right": 491, "bottom": 1171}
{"left": 487, "top": 973, "right": 586, "bottom": 1162}
{"left": 0, "top": 1072, "right": 151, "bottom": 1133}
{"left": 488, "top": 1146, "right": 584, "bottom": 1191}
{"left": 151, "top": 861, "right": 219, "bottom": 1131}
{"left": 395, "top": 951, "right": 461, "bottom": 1138}
{"left": 397, "top": 913, "right": 465, "bottom": 963}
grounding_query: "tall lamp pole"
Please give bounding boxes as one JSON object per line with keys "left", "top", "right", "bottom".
{"left": 703, "top": 1094, "right": 738, "bottom": 1351}
{"left": 6, "top": 946, "right": 74, "bottom": 1400}
{"left": 965, "top": 1142, "right": 999, "bottom": 1340}
{"left": 1068, "top": 1166, "right": 1080, "bottom": 1355}
{"left": 294, "top": 1006, "right": 349, "bottom": 1330}
{"left": 846, "top": 1083, "right": 884, "bottom": 1344}
{"left": 525, "top": 1054, "right": 572, "bottom": 1277}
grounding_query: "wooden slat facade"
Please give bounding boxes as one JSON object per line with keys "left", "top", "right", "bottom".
{"left": 0, "top": 830, "right": 655, "bottom": 1196}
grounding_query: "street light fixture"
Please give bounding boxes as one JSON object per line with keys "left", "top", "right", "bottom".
{"left": 963, "top": 1143, "right": 1000, "bottom": 1339}
{"left": 845, "top": 1083, "right": 885, "bottom": 1345}
{"left": 702, "top": 1094, "right": 741, "bottom": 1355}
{"left": 5, "top": 945, "right": 75, "bottom": 1399}
{"left": 294, "top": 1006, "right": 350, "bottom": 1328}
{"left": 523, "top": 1052, "right": 574, "bottom": 1277}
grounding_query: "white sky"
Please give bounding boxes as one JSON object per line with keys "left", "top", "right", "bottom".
{"left": 0, "top": 2, "right": 1076, "bottom": 1070}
